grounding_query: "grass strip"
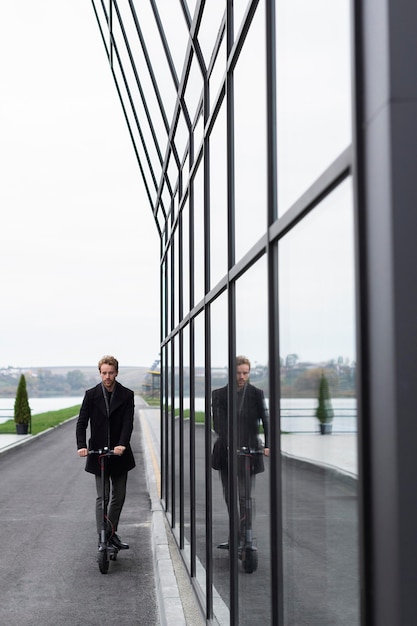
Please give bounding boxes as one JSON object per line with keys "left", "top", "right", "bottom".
{"left": 0, "top": 405, "right": 81, "bottom": 436}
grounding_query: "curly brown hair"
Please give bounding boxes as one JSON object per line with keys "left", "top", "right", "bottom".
{"left": 236, "top": 355, "right": 251, "bottom": 370}
{"left": 98, "top": 355, "right": 119, "bottom": 373}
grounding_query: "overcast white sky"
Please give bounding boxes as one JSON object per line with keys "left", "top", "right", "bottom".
{"left": 0, "top": 1, "right": 355, "bottom": 372}
{"left": 0, "top": 2, "right": 160, "bottom": 369}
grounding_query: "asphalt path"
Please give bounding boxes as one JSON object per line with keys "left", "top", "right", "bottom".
{"left": 0, "top": 410, "right": 158, "bottom": 626}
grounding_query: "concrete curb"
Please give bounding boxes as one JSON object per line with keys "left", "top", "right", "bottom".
{"left": 139, "top": 411, "right": 186, "bottom": 626}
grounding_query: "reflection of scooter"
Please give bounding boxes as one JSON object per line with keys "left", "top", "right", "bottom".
{"left": 89, "top": 448, "right": 119, "bottom": 574}
{"left": 237, "top": 447, "right": 263, "bottom": 574}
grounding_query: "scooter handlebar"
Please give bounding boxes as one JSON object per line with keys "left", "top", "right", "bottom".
{"left": 88, "top": 448, "right": 116, "bottom": 456}
{"left": 237, "top": 446, "right": 264, "bottom": 455}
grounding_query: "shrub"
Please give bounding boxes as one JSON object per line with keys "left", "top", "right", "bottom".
{"left": 14, "top": 374, "right": 32, "bottom": 426}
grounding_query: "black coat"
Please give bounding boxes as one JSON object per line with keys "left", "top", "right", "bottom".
{"left": 212, "top": 382, "right": 269, "bottom": 449}
{"left": 76, "top": 381, "right": 136, "bottom": 476}
{"left": 211, "top": 382, "right": 269, "bottom": 474}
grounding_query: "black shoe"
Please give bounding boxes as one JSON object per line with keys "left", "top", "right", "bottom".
{"left": 217, "top": 541, "right": 229, "bottom": 550}
{"left": 110, "top": 533, "right": 129, "bottom": 550}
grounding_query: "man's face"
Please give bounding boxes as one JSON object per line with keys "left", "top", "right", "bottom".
{"left": 100, "top": 364, "right": 118, "bottom": 391}
{"left": 236, "top": 363, "right": 250, "bottom": 389}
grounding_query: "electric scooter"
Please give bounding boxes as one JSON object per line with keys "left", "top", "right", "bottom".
{"left": 237, "top": 446, "right": 264, "bottom": 574}
{"left": 89, "top": 448, "right": 119, "bottom": 574}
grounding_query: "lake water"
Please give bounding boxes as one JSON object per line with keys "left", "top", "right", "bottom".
{"left": 184, "top": 396, "right": 357, "bottom": 434}
{"left": 2, "top": 395, "right": 357, "bottom": 433}
{"left": 0, "top": 397, "right": 83, "bottom": 423}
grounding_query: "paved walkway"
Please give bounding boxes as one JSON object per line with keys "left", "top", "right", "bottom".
{"left": 0, "top": 417, "right": 357, "bottom": 625}
{"left": 281, "top": 433, "right": 357, "bottom": 478}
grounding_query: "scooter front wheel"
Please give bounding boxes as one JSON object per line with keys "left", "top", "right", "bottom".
{"left": 242, "top": 547, "right": 258, "bottom": 574}
{"left": 98, "top": 548, "right": 109, "bottom": 574}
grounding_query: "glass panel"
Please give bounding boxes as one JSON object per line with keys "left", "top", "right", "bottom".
{"left": 183, "top": 324, "right": 191, "bottom": 558}
{"left": 163, "top": 343, "right": 171, "bottom": 509}
{"left": 182, "top": 200, "right": 190, "bottom": 315}
{"left": 174, "top": 224, "right": 179, "bottom": 329}
{"left": 131, "top": 0, "right": 178, "bottom": 133}
{"left": 209, "top": 36, "right": 226, "bottom": 113}
{"left": 155, "top": 1, "right": 189, "bottom": 84}
{"left": 110, "top": 61, "right": 160, "bottom": 200}
{"left": 193, "top": 108, "right": 204, "bottom": 165}
{"left": 198, "top": 1, "right": 225, "bottom": 70}
{"left": 233, "top": 0, "right": 250, "bottom": 38}
{"left": 276, "top": 0, "right": 352, "bottom": 214}
{"left": 174, "top": 335, "right": 180, "bottom": 528}
{"left": 165, "top": 243, "right": 172, "bottom": 333}
{"left": 185, "top": 0, "right": 197, "bottom": 19}
{"left": 183, "top": 55, "right": 204, "bottom": 131}
{"left": 160, "top": 256, "right": 166, "bottom": 341}
{"left": 160, "top": 182, "right": 169, "bottom": 217}
{"left": 209, "top": 102, "right": 228, "bottom": 289}
{"left": 210, "top": 291, "right": 230, "bottom": 625}
{"left": 235, "top": 257, "right": 271, "bottom": 624}
{"left": 167, "top": 150, "right": 179, "bottom": 201}
{"left": 113, "top": 0, "right": 169, "bottom": 183}
{"left": 233, "top": 1, "right": 267, "bottom": 263}
{"left": 174, "top": 110, "right": 189, "bottom": 182}
{"left": 193, "top": 162, "right": 205, "bottom": 305}
{"left": 279, "top": 179, "right": 359, "bottom": 625}
{"left": 92, "top": 0, "right": 111, "bottom": 58}
{"left": 194, "top": 313, "right": 207, "bottom": 599}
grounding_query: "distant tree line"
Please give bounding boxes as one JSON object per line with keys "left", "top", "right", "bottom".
{"left": 0, "top": 369, "right": 97, "bottom": 398}
{"left": 164, "top": 355, "right": 356, "bottom": 399}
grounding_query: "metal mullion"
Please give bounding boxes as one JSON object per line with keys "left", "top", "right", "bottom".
{"left": 351, "top": 0, "right": 370, "bottom": 624}
{"left": 109, "top": 0, "right": 113, "bottom": 67}
{"left": 266, "top": 1, "right": 283, "bottom": 624}
{"left": 226, "top": 2, "right": 239, "bottom": 622}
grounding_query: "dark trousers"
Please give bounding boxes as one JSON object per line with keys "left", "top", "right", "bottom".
{"left": 220, "top": 457, "right": 255, "bottom": 543}
{"left": 95, "top": 472, "right": 128, "bottom": 535}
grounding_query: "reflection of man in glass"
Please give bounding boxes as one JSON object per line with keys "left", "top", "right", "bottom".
{"left": 211, "top": 355, "right": 270, "bottom": 549}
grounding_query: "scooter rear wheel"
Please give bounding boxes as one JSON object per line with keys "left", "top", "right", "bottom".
{"left": 98, "top": 549, "right": 109, "bottom": 574}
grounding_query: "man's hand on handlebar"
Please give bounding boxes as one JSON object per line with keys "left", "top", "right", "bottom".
{"left": 77, "top": 446, "right": 126, "bottom": 457}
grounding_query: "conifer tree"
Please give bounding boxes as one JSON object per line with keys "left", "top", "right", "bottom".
{"left": 316, "top": 371, "right": 334, "bottom": 424}
{"left": 14, "top": 374, "right": 31, "bottom": 429}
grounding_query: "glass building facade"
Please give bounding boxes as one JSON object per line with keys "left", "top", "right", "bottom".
{"left": 91, "top": 1, "right": 417, "bottom": 624}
